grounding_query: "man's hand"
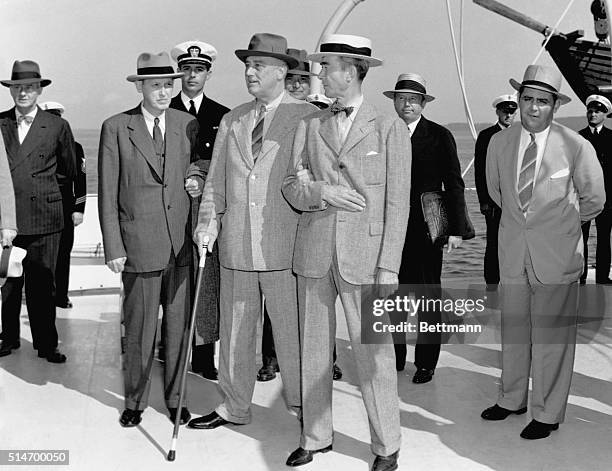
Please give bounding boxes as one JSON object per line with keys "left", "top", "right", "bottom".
{"left": 194, "top": 230, "right": 216, "bottom": 256}
{"left": 107, "top": 257, "right": 127, "bottom": 273}
{"left": 296, "top": 166, "right": 313, "bottom": 185}
{"left": 321, "top": 185, "right": 366, "bottom": 211}
{"left": 376, "top": 268, "right": 399, "bottom": 299}
{"left": 446, "top": 235, "right": 463, "bottom": 253}
{"left": 479, "top": 203, "right": 492, "bottom": 217}
{"left": 72, "top": 212, "right": 84, "bottom": 226}
{"left": 0, "top": 229, "right": 17, "bottom": 247}
{"left": 185, "top": 177, "right": 204, "bottom": 198}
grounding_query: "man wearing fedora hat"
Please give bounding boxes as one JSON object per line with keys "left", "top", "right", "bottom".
{"left": 384, "top": 73, "right": 472, "bottom": 383}
{"left": 169, "top": 40, "right": 230, "bottom": 381}
{"left": 189, "top": 33, "right": 315, "bottom": 431}
{"left": 475, "top": 94, "right": 518, "bottom": 288}
{"left": 282, "top": 34, "right": 409, "bottom": 471}
{"left": 284, "top": 48, "right": 315, "bottom": 101}
{"left": 98, "top": 51, "right": 202, "bottom": 427}
{"left": 579, "top": 94, "right": 612, "bottom": 285}
{"left": 483, "top": 64, "right": 604, "bottom": 439}
{"left": 0, "top": 60, "right": 76, "bottom": 362}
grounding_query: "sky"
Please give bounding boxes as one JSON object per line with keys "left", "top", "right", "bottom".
{"left": 0, "top": 0, "right": 604, "bottom": 130}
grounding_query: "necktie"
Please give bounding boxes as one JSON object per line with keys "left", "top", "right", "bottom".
{"left": 330, "top": 100, "right": 354, "bottom": 117}
{"left": 188, "top": 100, "right": 197, "bottom": 116}
{"left": 518, "top": 133, "right": 537, "bottom": 211}
{"left": 153, "top": 117, "right": 164, "bottom": 168}
{"left": 251, "top": 105, "right": 265, "bottom": 159}
{"left": 17, "top": 115, "right": 33, "bottom": 125}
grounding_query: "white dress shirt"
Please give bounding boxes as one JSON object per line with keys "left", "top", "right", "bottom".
{"left": 336, "top": 94, "right": 364, "bottom": 144}
{"left": 406, "top": 115, "right": 422, "bottom": 136}
{"left": 254, "top": 90, "right": 285, "bottom": 137}
{"left": 180, "top": 92, "right": 203, "bottom": 114}
{"left": 16, "top": 107, "right": 37, "bottom": 144}
{"left": 141, "top": 104, "right": 166, "bottom": 139}
{"left": 516, "top": 125, "right": 551, "bottom": 193}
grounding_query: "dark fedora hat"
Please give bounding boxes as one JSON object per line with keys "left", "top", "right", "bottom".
{"left": 1, "top": 60, "right": 51, "bottom": 88}
{"left": 235, "top": 33, "right": 299, "bottom": 69}
{"left": 287, "top": 49, "right": 315, "bottom": 76}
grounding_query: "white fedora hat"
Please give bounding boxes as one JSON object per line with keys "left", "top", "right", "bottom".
{"left": 509, "top": 64, "right": 571, "bottom": 105}
{"left": 308, "top": 34, "right": 382, "bottom": 67}
{"left": 383, "top": 73, "right": 435, "bottom": 102}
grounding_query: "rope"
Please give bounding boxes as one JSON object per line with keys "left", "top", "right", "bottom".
{"left": 531, "top": 0, "right": 577, "bottom": 64}
{"left": 445, "top": 0, "right": 477, "bottom": 179}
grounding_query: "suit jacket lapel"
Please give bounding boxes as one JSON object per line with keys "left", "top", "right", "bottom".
{"left": 257, "top": 95, "right": 295, "bottom": 162}
{"left": 318, "top": 111, "right": 341, "bottom": 157}
{"left": 127, "top": 108, "right": 162, "bottom": 180}
{"left": 164, "top": 111, "right": 181, "bottom": 181}
{"left": 13, "top": 108, "right": 49, "bottom": 171}
{"left": 507, "top": 125, "right": 522, "bottom": 210}
{"left": 340, "top": 102, "right": 376, "bottom": 159}
{"left": 232, "top": 106, "right": 254, "bottom": 168}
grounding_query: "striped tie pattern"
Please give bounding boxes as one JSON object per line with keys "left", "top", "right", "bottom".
{"left": 251, "top": 105, "right": 265, "bottom": 159}
{"left": 518, "top": 133, "right": 537, "bottom": 211}
{"left": 153, "top": 117, "right": 165, "bottom": 168}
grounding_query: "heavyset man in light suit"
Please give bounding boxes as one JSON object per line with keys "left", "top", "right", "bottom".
{"left": 483, "top": 65, "right": 605, "bottom": 440}
{"left": 189, "top": 33, "right": 315, "bottom": 430}
{"left": 98, "top": 52, "right": 202, "bottom": 427}
{"left": 282, "top": 34, "right": 411, "bottom": 471}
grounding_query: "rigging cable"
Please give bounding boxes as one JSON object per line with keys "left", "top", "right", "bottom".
{"left": 531, "top": 0, "right": 578, "bottom": 64}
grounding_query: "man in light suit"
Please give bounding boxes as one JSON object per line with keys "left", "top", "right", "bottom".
{"left": 0, "top": 60, "right": 76, "bottom": 362}
{"left": 98, "top": 52, "right": 201, "bottom": 427}
{"left": 189, "top": 33, "right": 315, "bottom": 431}
{"left": 282, "top": 34, "right": 411, "bottom": 471}
{"left": 0, "top": 131, "right": 17, "bottom": 249}
{"left": 483, "top": 65, "right": 605, "bottom": 440}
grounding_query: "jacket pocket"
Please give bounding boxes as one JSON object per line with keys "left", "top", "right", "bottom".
{"left": 369, "top": 221, "right": 384, "bottom": 236}
{"left": 46, "top": 192, "right": 62, "bottom": 203}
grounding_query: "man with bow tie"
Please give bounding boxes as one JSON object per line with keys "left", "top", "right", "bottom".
{"left": 282, "top": 34, "right": 411, "bottom": 471}
{"left": 0, "top": 60, "right": 76, "bottom": 362}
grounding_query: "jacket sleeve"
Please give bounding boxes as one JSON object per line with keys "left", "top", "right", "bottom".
{"left": 474, "top": 128, "right": 489, "bottom": 205}
{"left": 0, "top": 131, "right": 16, "bottom": 231}
{"left": 56, "top": 120, "right": 77, "bottom": 180}
{"left": 98, "top": 118, "right": 126, "bottom": 262}
{"left": 486, "top": 134, "right": 502, "bottom": 208}
{"left": 440, "top": 126, "right": 469, "bottom": 236}
{"left": 574, "top": 137, "right": 605, "bottom": 222}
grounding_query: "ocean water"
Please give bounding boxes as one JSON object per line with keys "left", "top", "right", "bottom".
{"left": 74, "top": 124, "right": 598, "bottom": 280}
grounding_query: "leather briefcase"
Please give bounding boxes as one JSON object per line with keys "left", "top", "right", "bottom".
{"left": 420, "top": 191, "right": 475, "bottom": 247}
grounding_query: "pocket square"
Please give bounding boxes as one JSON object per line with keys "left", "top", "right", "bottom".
{"left": 550, "top": 168, "right": 570, "bottom": 179}
{"left": 365, "top": 151, "right": 379, "bottom": 156}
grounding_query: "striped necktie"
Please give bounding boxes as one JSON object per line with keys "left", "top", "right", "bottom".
{"left": 518, "top": 133, "right": 537, "bottom": 211}
{"left": 153, "top": 117, "right": 164, "bottom": 168}
{"left": 251, "top": 105, "right": 265, "bottom": 159}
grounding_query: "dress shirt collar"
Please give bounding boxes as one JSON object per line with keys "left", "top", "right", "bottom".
{"left": 15, "top": 106, "right": 38, "bottom": 122}
{"left": 407, "top": 115, "right": 422, "bottom": 135}
{"left": 256, "top": 90, "right": 285, "bottom": 115}
{"left": 181, "top": 91, "right": 204, "bottom": 114}
{"left": 520, "top": 124, "right": 550, "bottom": 149}
{"left": 589, "top": 123, "right": 604, "bottom": 135}
{"left": 141, "top": 103, "right": 166, "bottom": 136}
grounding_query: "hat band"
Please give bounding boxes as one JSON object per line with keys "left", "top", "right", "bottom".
{"left": 320, "top": 42, "right": 372, "bottom": 57}
{"left": 395, "top": 80, "right": 426, "bottom": 94}
{"left": 522, "top": 80, "right": 559, "bottom": 94}
{"left": 177, "top": 53, "right": 212, "bottom": 63}
{"left": 11, "top": 71, "right": 42, "bottom": 81}
{"left": 136, "top": 66, "right": 176, "bottom": 76}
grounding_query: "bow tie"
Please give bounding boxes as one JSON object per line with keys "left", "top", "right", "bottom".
{"left": 17, "top": 115, "right": 34, "bottom": 125}
{"left": 330, "top": 101, "right": 354, "bottom": 117}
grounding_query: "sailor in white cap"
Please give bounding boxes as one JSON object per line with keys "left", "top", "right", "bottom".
{"left": 282, "top": 34, "right": 409, "bottom": 471}
{"left": 169, "top": 40, "right": 229, "bottom": 381}
{"left": 579, "top": 94, "right": 612, "bottom": 284}
{"left": 39, "top": 101, "right": 87, "bottom": 309}
{"left": 474, "top": 93, "right": 518, "bottom": 288}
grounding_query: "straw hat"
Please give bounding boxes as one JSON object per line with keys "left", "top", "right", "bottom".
{"left": 383, "top": 73, "right": 435, "bottom": 102}
{"left": 308, "top": 34, "right": 382, "bottom": 67}
{"left": 509, "top": 65, "right": 571, "bottom": 105}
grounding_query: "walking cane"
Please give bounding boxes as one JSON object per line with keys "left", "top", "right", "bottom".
{"left": 167, "top": 242, "right": 207, "bottom": 462}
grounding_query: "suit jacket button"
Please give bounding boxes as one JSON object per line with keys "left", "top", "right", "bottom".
{"left": 31, "top": 196, "right": 36, "bottom": 200}
{"left": 339, "top": 162, "right": 346, "bottom": 169}
{"left": 167, "top": 204, "right": 171, "bottom": 210}
{"left": 31, "top": 173, "right": 36, "bottom": 178}
{"left": 205, "top": 143, "right": 210, "bottom": 148}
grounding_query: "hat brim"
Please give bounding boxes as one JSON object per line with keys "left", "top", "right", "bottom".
{"left": 235, "top": 50, "right": 299, "bottom": 69}
{"left": 287, "top": 69, "right": 316, "bottom": 76}
{"left": 126, "top": 72, "right": 185, "bottom": 83}
{"left": 509, "top": 78, "right": 571, "bottom": 105}
{"left": 383, "top": 89, "right": 435, "bottom": 102}
{"left": 177, "top": 58, "right": 212, "bottom": 67}
{"left": 307, "top": 52, "right": 382, "bottom": 67}
{"left": 1, "top": 78, "right": 51, "bottom": 88}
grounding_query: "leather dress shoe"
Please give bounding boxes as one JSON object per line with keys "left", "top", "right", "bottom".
{"left": 412, "top": 368, "right": 434, "bottom": 384}
{"left": 371, "top": 450, "right": 399, "bottom": 471}
{"left": 37, "top": 348, "right": 67, "bottom": 363}
{"left": 168, "top": 407, "right": 191, "bottom": 425}
{"left": 520, "top": 419, "right": 559, "bottom": 439}
{"left": 332, "top": 363, "right": 343, "bottom": 380}
{"left": 187, "top": 411, "right": 240, "bottom": 429}
{"left": 119, "top": 408, "right": 143, "bottom": 427}
{"left": 200, "top": 367, "right": 218, "bottom": 380}
{"left": 481, "top": 404, "right": 528, "bottom": 421}
{"left": 55, "top": 298, "right": 73, "bottom": 309}
{"left": 257, "top": 363, "right": 279, "bottom": 382}
{"left": 0, "top": 340, "right": 20, "bottom": 357}
{"left": 286, "top": 445, "right": 332, "bottom": 467}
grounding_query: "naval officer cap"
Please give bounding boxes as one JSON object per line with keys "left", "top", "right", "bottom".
{"left": 586, "top": 94, "right": 612, "bottom": 115}
{"left": 492, "top": 94, "right": 518, "bottom": 110}
{"left": 171, "top": 40, "right": 217, "bottom": 68}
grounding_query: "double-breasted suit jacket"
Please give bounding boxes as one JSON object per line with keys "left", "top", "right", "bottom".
{"left": 283, "top": 102, "right": 412, "bottom": 284}
{"left": 98, "top": 106, "right": 199, "bottom": 272}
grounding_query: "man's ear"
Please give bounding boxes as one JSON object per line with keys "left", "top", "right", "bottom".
{"left": 553, "top": 98, "right": 561, "bottom": 113}
{"left": 135, "top": 81, "right": 143, "bottom": 93}
{"left": 205, "top": 68, "right": 213, "bottom": 82}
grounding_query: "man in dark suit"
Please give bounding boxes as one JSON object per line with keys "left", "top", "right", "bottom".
{"left": 0, "top": 60, "right": 76, "bottom": 362}
{"left": 579, "top": 94, "right": 612, "bottom": 284}
{"left": 98, "top": 52, "right": 201, "bottom": 427}
{"left": 40, "top": 102, "right": 87, "bottom": 309}
{"left": 170, "top": 40, "right": 229, "bottom": 381}
{"left": 384, "top": 73, "right": 471, "bottom": 384}
{"left": 475, "top": 94, "right": 517, "bottom": 288}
